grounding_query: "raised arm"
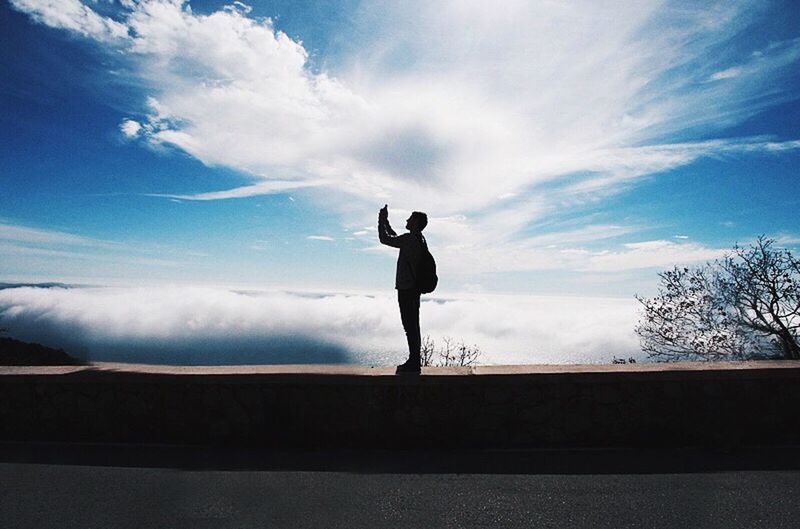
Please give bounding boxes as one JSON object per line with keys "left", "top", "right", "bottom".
{"left": 378, "top": 205, "right": 402, "bottom": 248}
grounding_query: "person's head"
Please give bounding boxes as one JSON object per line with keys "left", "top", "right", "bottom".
{"left": 406, "top": 211, "right": 428, "bottom": 233}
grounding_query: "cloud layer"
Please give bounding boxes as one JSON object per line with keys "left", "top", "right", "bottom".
{"left": 0, "top": 286, "right": 640, "bottom": 365}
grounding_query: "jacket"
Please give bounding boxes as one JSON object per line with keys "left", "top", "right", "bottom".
{"left": 378, "top": 219, "right": 425, "bottom": 290}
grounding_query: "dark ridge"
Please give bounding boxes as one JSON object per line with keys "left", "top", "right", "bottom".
{"left": 0, "top": 282, "right": 77, "bottom": 290}
{"left": 0, "top": 337, "right": 85, "bottom": 366}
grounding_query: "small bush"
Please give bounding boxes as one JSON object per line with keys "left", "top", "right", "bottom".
{"left": 420, "top": 335, "right": 482, "bottom": 367}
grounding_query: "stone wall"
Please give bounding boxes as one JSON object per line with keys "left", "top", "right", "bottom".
{"left": 1, "top": 362, "right": 799, "bottom": 449}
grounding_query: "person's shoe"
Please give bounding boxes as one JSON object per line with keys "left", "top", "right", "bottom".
{"left": 395, "top": 360, "right": 421, "bottom": 374}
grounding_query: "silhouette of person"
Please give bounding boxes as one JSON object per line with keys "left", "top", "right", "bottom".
{"left": 378, "top": 205, "right": 428, "bottom": 374}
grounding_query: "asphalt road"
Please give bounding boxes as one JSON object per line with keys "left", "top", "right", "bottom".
{"left": 1, "top": 444, "right": 799, "bottom": 528}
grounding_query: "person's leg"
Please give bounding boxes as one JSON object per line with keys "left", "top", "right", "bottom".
{"left": 398, "top": 289, "right": 421, "bottom": 366}
{"left": 408, "top": 290, "right": 421, "bottom": 365}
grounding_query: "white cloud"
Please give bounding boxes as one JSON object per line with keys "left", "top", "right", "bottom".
{"left": 224, "top": 2, "right": 252, "bottom": 15}
{"left": 307, "top": 235, "right": 334, "bottom": 241}
{"left": 119, "top": 119, "right": 141, "bottom": 137}
{"left": 10, "top": 0, "right": 129, "bottom": 42}
{"left": 0, "top": 285, "right": 641, "bottom": 365}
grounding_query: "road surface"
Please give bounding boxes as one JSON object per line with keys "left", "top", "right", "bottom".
{"left": 1, "top": 443, "right": 798, "bottom": 528}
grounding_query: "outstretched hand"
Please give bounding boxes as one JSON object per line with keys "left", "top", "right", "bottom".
{"left": 378, "top": 204, "right": 388, "bottom": 223}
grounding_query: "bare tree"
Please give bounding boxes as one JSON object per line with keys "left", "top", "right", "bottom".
{"left": 420, "top": 335, "right": 437, "bottom": 367}
{"left": 636, "top": 237, "right": 799, "bottom": 361}
{"left": 635, "top": 265, "right": 760, "bottom": 361}
{"left": 719, "top": 237, "right": 800, "bottom": 359}
{"left": 420, "top": 335, "right": 482, "bottom": 367}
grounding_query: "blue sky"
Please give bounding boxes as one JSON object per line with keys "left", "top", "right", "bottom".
{"left": 2, "top": 0, "right": 800, "bottom": 297}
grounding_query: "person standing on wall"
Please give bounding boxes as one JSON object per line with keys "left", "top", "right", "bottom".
{"left": 378, "top": 204, "right": 436, "bottom": 374}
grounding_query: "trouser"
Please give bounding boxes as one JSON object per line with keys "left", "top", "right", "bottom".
{"left": 397, "top": 288, "right": 421, "bottom": 364}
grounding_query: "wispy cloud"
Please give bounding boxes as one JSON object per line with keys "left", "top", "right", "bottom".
{"left": 775, "top": 233, "right": 800, "bottom": 246}
{"left": 145, "top": 180, "right": 327, "bottom": 201}
{"left": 0, "top": 222, "right": 120, "bottom": 248}
{"left": 307, "top": 235, "right": 334, "bottom": 242}
{"left": 557, "top": 138, "right": 800, "bottom": 196}
{"left": 249, "top": 240, "right": 269, "bottom": 252}
{"left": 522, "top": 225, "right": 640, "bottom": 247}
{"left": 0, "top": 242, "right": 180, "bottom": 267}
{"left": 580, "top": 240, "right": 724, "bottom": 272}
{"left": 0, "top": 222, "right": 183, "bottom": 270}
{"left": 437, "top": 237, "right": 724, "bottom": 275}
{"left": 708, "top": 67, "right": 743, "bottom": 82}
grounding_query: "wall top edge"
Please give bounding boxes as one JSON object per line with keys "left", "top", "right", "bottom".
{"left": 2, "top": 360, "right": 800, "bottom": 378}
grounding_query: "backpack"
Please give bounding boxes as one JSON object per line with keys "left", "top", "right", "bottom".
{"left": 411, "top": 234, "right": 438, "bottom": 294}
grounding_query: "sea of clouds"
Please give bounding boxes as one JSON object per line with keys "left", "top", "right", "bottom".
{"left": 0, "top": 285, "right": 641, "bottom": 365}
